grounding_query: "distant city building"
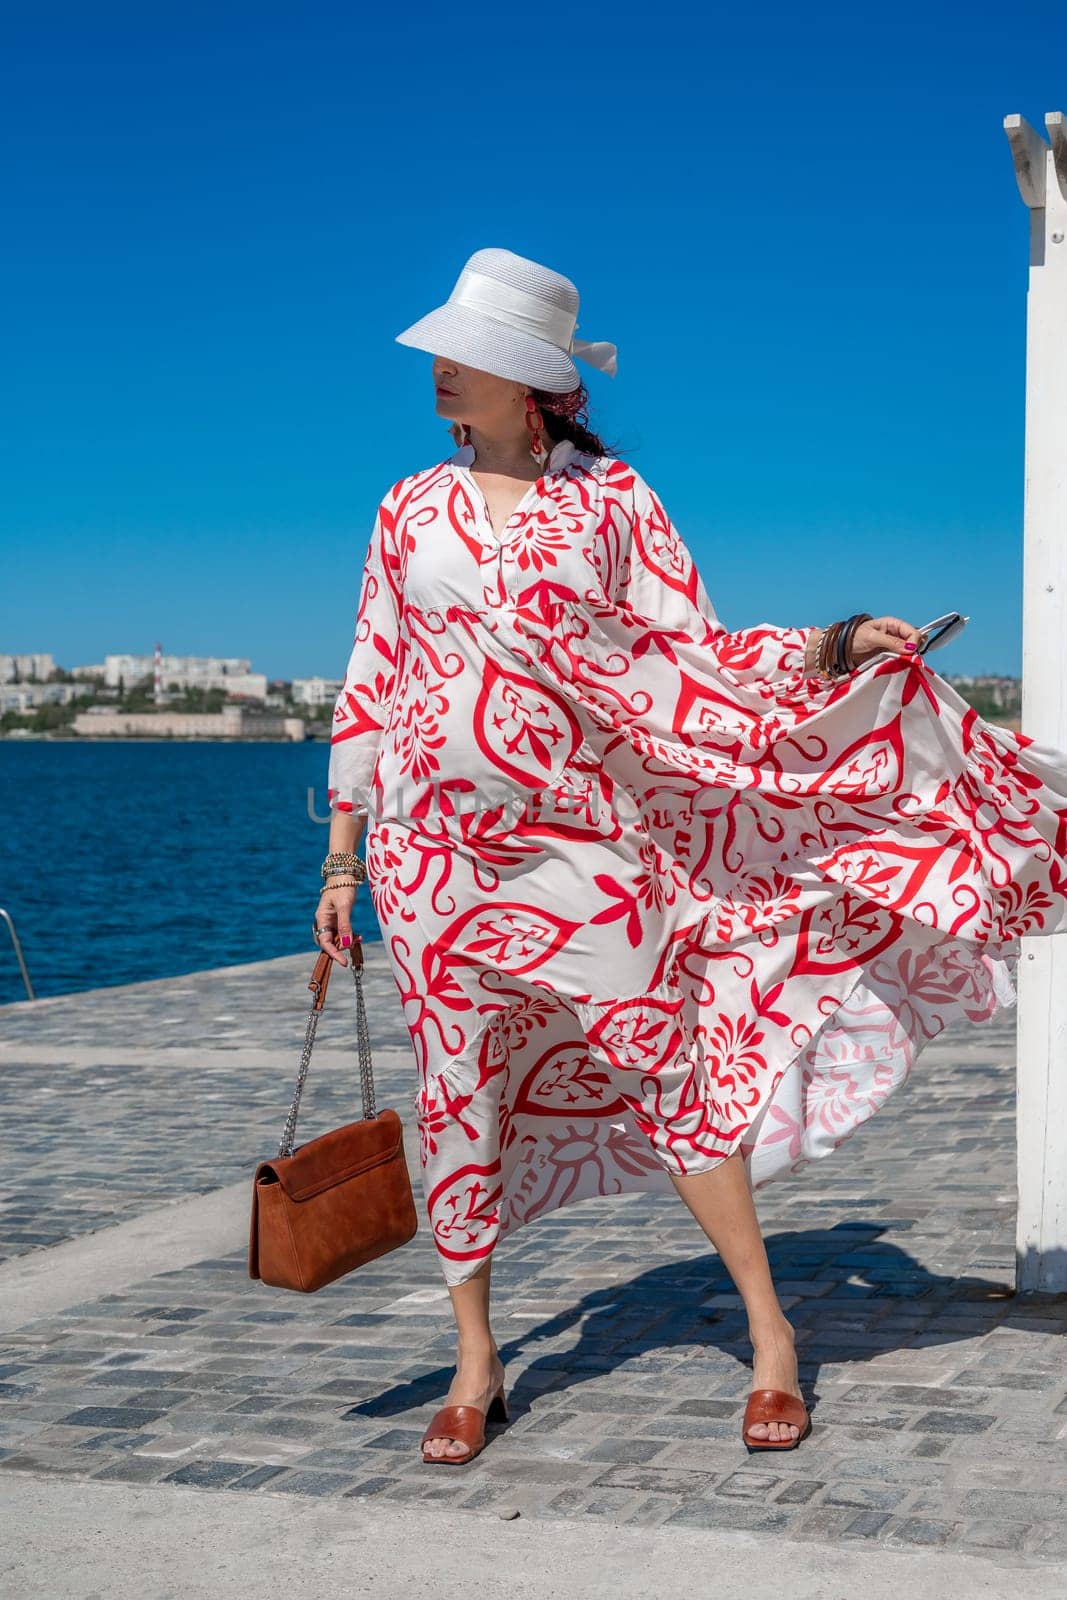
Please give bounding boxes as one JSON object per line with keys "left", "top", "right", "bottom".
{"left": 291, "top": 676, "right": 344, "bottom": 706}
{"left": 70, "top": 654, "right": 268, "bottom": 699}
{"left": 0, "top": 683, "right": 81, "bottom": 713}
{"left": 71, "top": 707, "right": 305, "bottom": 741}
{"left": 0, "top": 653, "right": 57, "bottom": 683}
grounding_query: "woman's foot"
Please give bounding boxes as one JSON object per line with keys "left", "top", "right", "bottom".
{"left": 422, "top": 1346, "right": 507, "bottom": 1461}
{"left": 746, "top": 1317, "right": 803, "bottom": 1444}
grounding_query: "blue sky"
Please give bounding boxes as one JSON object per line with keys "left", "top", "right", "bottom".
{"left": 2, "top": 1, "right": 1062, "bottom": 679}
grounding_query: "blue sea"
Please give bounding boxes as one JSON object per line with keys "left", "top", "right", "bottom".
{"left": 0, "top": 740, "right": 383, "bottom": 1004}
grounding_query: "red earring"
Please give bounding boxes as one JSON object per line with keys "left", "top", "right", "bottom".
{"left": 525, "top": 394, "right": 547, "bottom": 464}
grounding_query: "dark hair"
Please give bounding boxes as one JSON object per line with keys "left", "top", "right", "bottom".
{"left": 530, "top": 381, "right": 618, "bottom": 458}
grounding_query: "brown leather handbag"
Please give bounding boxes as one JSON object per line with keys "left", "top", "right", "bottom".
{"left": 248, "top": 936, "right": 419, "bottom": 1292}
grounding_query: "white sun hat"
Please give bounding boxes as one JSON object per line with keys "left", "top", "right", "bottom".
{"left": 394, "top": 247, "right": 618, "bottom": 393}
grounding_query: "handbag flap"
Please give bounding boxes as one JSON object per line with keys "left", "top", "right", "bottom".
{"left": 256, "top": 1108, "right": 404, "bottom": 1202}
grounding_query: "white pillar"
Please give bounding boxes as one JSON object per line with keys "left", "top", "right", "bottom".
{"left": 1005, "top": 111, "right": 1067, "bottom": 1292}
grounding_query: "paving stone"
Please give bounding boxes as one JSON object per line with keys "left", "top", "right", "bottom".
{"left": 82, "top": 1368, "right": 191, "bottom": 1390}
{"left": 958, "top": 1487, "right": 1067, "bottom": 1521}
{"left": 840, "top": 1383, "right": 989, "bottom": 1410}
{"left": 77, "top": 1430, "right": 161, "bottom": 1454}
{"left": 547, "top": 1486, "right": 635, "bottom": 1516}
{"left": 221, "top": 1395, "right": 289, "bottom": 1415}
{"left": 885, "top": 1518, "right": 960, "bottom": 1548}
{"left": 54, "top": 1406, "right": 166, "bottom": 1429}
{"left": 164, "top": 1458, "right": 255, "bottom": 1488}
{"left": 832, "top": 1456, "right": 945, "bottom": 1487}
{"left": 1033, "top": 1527, "right": 1067, "bottom": 1559}
{"left": 911, "top": 1436, "right": 951, "bottom": 1458}
{"left": 959, "top": 1521, "right": 1028, "bottom": 1552}
{"left": 359, "top": 1428, "right": 428, "bottom": 1452}
{"left": 665, "top": 1499, "right": 792, "bottom": 1533}
{"left": 823, "top": 1482, "right": 908, "bottom": 1512}
{"left": 263, "top": 1470, "right": 361, "bottom": 1496}
{"left": 774, "top": 1478, "right": 824, "bottom": 1505}
{"left": 589, "top": 1465, "right": 713, "bottom": 1497}
{"left": 228, "top": 1465, "right": 291, "bottom": 1491}
{"left": 453, "top": 1480, "right": 517, "bottom": 1510}
{"left": 562, "top": 1392, "right": 661, "bottom": 1415}
{"left": 668, "top": 1398, "right": 739, "bottom": 1420}
{"left": 716, "top": 1469, "right": 781, "bottom": 1499}
{"left": 221, "top": 1416, "right": 322, "bottom": 1441}
{"left": 510, "top": 1410, "right": 579, "bottom": 1436}
{"left": 951, "top": 1369, "right": 1053, "bottom": 1391}
{"left": 911, "top": 1409, "right": 997, "bottom": 1435}
{"left": 581, "top": 1437, "right": 671, "bottom": 1465}
{"left": 88, "top": 1455, "right": 172, "bottom": 1483}
{"left": 120, "top": 1389, "right": 195, "bottom": 1409}
{"left": 842, "top": 1511, "right": 893, "bottom": 1539}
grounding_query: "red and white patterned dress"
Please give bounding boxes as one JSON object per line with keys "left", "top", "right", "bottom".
{"left": 328, "top": 436, "right": 1067, "bottom": 1287}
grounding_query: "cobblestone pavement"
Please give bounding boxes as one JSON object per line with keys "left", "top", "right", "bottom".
{"left": 2, "top": 951, "right": 1066, "bottom": 1568}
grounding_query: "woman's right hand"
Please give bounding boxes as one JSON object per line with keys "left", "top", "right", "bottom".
{"left": 315, "top": 883, "right": 360, "bottom": 966}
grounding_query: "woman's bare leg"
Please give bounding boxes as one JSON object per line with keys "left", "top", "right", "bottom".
{"left": 422, "top": 1254, "right": 507, "bottom": 1459}
{"left": 669, "top": 1149, "right": 802, "bottom": 1443}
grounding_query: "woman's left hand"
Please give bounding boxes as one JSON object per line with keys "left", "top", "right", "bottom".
{"left": 851, "top": 615, "right": 924, "bottom": 667}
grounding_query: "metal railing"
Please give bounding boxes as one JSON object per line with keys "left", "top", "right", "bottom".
{"left": 0, "top": 907, "right": 35, "bottom": 1000}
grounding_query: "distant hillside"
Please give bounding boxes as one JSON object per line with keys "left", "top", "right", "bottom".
{"left": 944, "top": 675, "right": 1021, "bottom": 730}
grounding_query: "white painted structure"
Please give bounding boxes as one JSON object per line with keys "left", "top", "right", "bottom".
{"left": 1004, "top": 110, "right": 1067, "bottom": 1292}
{"left": 0, "top": 683, "right": 81, "bottom": 713}
{"left": 71, "top": 708, "right": 306, "bottom": 741}
{"left": 291, "top": 675, "right": 344, "bottom": 706}
{"left": 0, "top": 653, "right": 56, "bottom": 682}
{"left": 69, "top": 654, "right": 268, "bottom": 699}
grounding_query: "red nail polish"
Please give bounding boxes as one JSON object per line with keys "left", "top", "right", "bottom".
{"left": 904, "top": 642, "right": 917, "bottom": 652}
{"left": 340, "top": 934, "right": 351, "bottom": 948}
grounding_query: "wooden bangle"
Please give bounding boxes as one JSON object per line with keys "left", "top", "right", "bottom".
{"left": 835, "top": 615, "right": 857, "bottom": 677}
{"left": 842, "top": 612, "right": 873, "bottom": 672}
{"left": 819, "top": 620, "right": 844, "bottom": 678}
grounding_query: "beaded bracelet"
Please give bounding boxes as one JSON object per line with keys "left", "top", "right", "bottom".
{"left": 322, "top": 855, "right": 367, "bottom": 884}
{"left": 322, "top": 849, "right": 363, "bottom": 874}
{"left": 320, "top": 879, "right": 360, "bottom": 893}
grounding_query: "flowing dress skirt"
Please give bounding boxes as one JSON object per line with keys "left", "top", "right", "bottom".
{"left": 362, "top": 596, "right": 1064, "bottom": 1287}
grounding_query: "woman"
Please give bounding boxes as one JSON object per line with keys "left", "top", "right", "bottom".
{"left": 313, "top": 247, "right": 1067, "bottom": 1464}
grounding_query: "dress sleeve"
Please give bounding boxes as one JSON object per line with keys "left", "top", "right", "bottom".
{"left": 616, "top": 465, "right": 822, "bottom": 691}
{"left": 327, "top": 499, "right": 403, "bottom": 818}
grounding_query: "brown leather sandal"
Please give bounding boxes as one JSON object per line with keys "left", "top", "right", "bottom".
{"left": 742, "top": 1388, "right": 811, "bottom": 1452}
{"left": 420, "top": 1384, "right": 510, "bottom": 1465}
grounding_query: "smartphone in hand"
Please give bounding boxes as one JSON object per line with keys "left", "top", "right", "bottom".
{"left": 853, "top": 611, "right": 969, "bottom": 673}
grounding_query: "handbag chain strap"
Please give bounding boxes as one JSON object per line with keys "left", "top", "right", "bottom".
{"left": 277, "top": 940, "right": 377, "bottom": 1159}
